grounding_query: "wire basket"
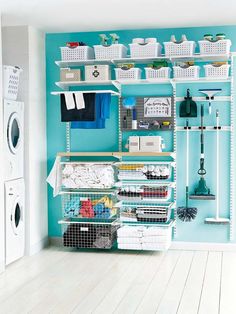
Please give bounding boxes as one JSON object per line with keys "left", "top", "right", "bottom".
{"left": 3, "top": 65, "right": 22, "bottom": 100}
{"left": 145, "top": 67, "right": 171, "bottom": 79}
{"left": 61, "top": 162, "right": 116, "bottom": 190}
{"left": 129, "top": 43, "right": 162, "bottom": 58}
{"left": 94, "top": 44, "right": 128, "bottom": 60}
{"left": 116, "top": 162, "right": 173, "bottom": 181}
{"left": 119, "top": 202, "right": 173, "bottom": 223}
{"left": 117, "top": 183, "right": 173, "bottom": 202}
{"left": 60, "top": 220, "right": 118, "bottom": 249}
{"left": 173, "top": 65, "right": 200, "bottom": 79}
{"left": 164, "top": 41, "right": 196, "bottom": 56}
{"left": 204, "top": 64, "right": 230, "bottom": 79}
{"left": 60, "top": 46, "right": 94, "bottom": 61}
{"left": 115, "top": 68, "right": 141, "bottom": 80}
{"left": 198, "top": 39, "right": 231, "bottom": 55}
{"left": 117, "top": 225, "right": 172, "bottom": 251}
{"left": 61, "top": 191, "right": 118, "bottom": 220}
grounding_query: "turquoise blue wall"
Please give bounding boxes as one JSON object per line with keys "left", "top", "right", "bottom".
{"left": 46, "top": 25, "right": 236, "bottom": 241}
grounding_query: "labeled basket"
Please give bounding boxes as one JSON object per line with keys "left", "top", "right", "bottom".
{"left": 173, "top": 65, "right": 200, "bottom": 79}
{"left": 3, "top": 65, "right": 22, "bottom": 100}
{"left": 204, "top": 64, "right": 230, "bottom": 79}
{"left": 129, "top": 43, "right": 162, "bottom": 58}
{"left": 198, "top": 39, "right": 231, "bottom": 55}
{"left": 60, "top": 46, "right": 94, "bottom": 61}
{"left": 115, "top": 68, "right": 141, "bottom": 80}
{"left": 145, "top": 67, "right": 171, "bottom": 79}
{"left": 94, "top": 44, "right": 127, "bottom": 60}
{"left": 164, "top": 41, "right": 196, "bottom": 56}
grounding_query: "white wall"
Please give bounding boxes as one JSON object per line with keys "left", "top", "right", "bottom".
{"left": 2, "top": 25, "right": 48, "bottom": 257}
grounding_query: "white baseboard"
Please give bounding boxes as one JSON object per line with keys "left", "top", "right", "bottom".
{"left": 171, "top": 241, "right": 236, "bottom": 251}
{"left": 26, "top": 236, "right": 49, "bottom": 256}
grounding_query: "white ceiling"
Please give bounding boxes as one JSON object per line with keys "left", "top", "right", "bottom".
{"left": 1, "top": 0, "right": 236, "bottom": 32}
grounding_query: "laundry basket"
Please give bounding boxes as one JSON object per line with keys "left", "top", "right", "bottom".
{"left": 3, "top": 65, "right": 22, "bottom": 100}
{"left": 164, "top": 41, "right": 196, "bottom": 56}
{"left": 198, "top": 40, "right": 231, "bottom": 55}
{"left": 60, "top": 46, "right": 94, "bottom": 61}
{"left": 129, "top": 43, "right": 162, "bottom": 58}
{"left": 173, "top": 65, "right": 200, "bottom": 79}
{"left": 204, "top": 64, "right": 230, "bottom": 79}
{"left": 115, "top": 68, "right": 141, "bottom": 80}
{"left": 94, "top": 44, "right": 128, "bottom": 60}
{"left": 145, "top": 67, "right": 171, "bottom": 79}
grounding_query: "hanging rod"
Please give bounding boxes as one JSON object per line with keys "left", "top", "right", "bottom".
{"left": 51, "top": 90, "right": 120, "bottom": 96}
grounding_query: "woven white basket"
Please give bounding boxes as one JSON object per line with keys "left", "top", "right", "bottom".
{"left": 204, "top": 64, "right": 230, "bottom": 79}
{"left": 60, "top": 46, "right": 94, "bottom": 61}
{"left": 129, "top": 43, "right": 162, "bottom": 58}
{"left": 3, "top": 65, "right": 22, "bottom": 100}
{"left": 164, "top": 41, "right": 196, "bottom": 56}
{"left": 199, "top": 40, "right": 231, "bottom": 55}
{"left": 145, "top": 67, "right": 171, "bottom": 79}
{"left": 173, "top": 65, "right": 200, "bottom": 79}
{"left": 94, "top": 44, "right": 127, "bottom": 60}
{"left": 115, "top": 68, "right": 141, "bottom": 80}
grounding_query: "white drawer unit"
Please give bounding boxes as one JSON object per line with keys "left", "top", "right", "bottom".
{"left": 85, "top": 65, "right": 111, "bottom": 81}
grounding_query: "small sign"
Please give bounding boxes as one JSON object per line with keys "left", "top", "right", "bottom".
{"left": 144, "top": 97, "right": 172, "bottom": 117}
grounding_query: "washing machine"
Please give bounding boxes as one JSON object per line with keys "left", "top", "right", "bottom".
{"left": 3, "top": 99, "right": 24, "bottom": 181}
{"left": 5, "top": 179, "right": 25, "bottom": 265}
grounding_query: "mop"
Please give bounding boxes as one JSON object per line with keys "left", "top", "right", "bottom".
{"left": 189, "top": 104, "right": 215, "bottom": 200}
{"left": 205, "top": 110, "right": 229, "bottom": 224}
{"left": 177, "top": 120, "right": 198, "bottom": 221}
{"left": 198, "top": 89, "right": 222, "bottom": 114}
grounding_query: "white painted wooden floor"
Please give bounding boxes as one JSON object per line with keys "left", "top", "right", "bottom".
{"left": 0, "top": 247, "right": 235, "bottom": 314}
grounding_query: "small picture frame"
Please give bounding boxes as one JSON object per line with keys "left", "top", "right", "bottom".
{"left": 144, "top": 97, "right": 172, "bottom": 117}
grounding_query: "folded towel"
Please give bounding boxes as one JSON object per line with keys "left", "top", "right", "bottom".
{"left": 118, "top": 243, "right": 142, "bottom": 250}
{"left": 142, "top": 235, "right": 171, "bottom": 243}
{"left": 143, "top": 227, "right": 170, "bottom": 237}
{"left": 74, "top": 92, "right": 85, "bottom": 110}
{"left": 46, "top": 156, "right": 62, "bottom": 197}
{"left": 117, "top": 237, "right": 142, "bottom": 244}
{"left": 65, "top": 92, "right": 76, "bottom": 110}
{"left": 117, "top": 226, "right": 146, "bottom": 238}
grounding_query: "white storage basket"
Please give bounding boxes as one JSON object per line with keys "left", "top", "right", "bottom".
{"left": 164, "top": 41, "right": 196, "bottom": 56}
{"left": 3, "top": 65, "right": 22, "bottom": 100}
{"left": 145, "top": 67, "right": 171, "bottom": 79}
{"left": 199, "top": 39, "right": 231, "bottom": 55}
{"left": 129, "top": 43, "right": 162, "bottom": 58}
{"left": 115, "top": 68, "right": 141, "bottom": 80}
{"left": 60, "top": 46, "right": 94, "bottom": 61}
{"left": 94, "top": 44, "right": 127, "bottom": 60}
{"left": 204, "top": 64, "right": 230, "bottom": 79}
{"left": 173, "top": 65, "right": 200, "bottom": 79}
{"left": 85, "top": 65, "right": 111, "bottom": 81}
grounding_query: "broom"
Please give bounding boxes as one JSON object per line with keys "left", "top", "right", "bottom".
{"left": 177, "top": 120, "right": 197, "bottom": 222}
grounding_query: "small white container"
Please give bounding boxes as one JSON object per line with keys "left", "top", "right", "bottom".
{"left": 129, "top": 136, "right": 140, "bottom": 152}
{"left": 173, "top": 65, "right": 200, "bottom": 79}
{"left": 3, "top": 65, "right": 22, "bottom": 100}
{"left": 85, "top": 65, "right": 111, "bottom": 81}
{"left": 140, "top": 136, "right": 163, "bottom": 152}
{"left": 115, "top": 68, "right": 141, "bottom": 80}
{"left": 60, "top": 46, "right": 94, "bottom": 61}
{"left": 60, "top": 68, "right": 81, "bottom": 81}
{"left": 164, "top": 41, "right": 196, "bottom": 56}
{"left": 145, "top": 67, "right": 171, "bottom": 79}
{"left": 94, "top": 44, "right": 127, "bottom": 60}
{"left": 129, "top": 43, "right": 162, "bottom": 58}
{"left": 198, "top": 39, "right": 231, "bottom": 55}
{"left": 204, "top": 64, "right": 230, "bottom": 79}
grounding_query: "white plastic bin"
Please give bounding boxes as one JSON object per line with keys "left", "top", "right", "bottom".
{"left": 145, "top": 67, "right": 171, "bottom": 79}
{"left": 173, "top": 65, "right": 200, "bottom": 79}
{"left": 204, "top": 64, "right": 230, "bottom": 79}
{"left": 60, "top": 46, "right": 94, "bottom": 61}
{"left": 115, "top": 68, "right": 141, "bottom": 80}
{"left": 94, "top": 44, "right": 127, "bottom": 60}
{"left": 199, "top": 39, "right": 231, "bottom": 55}
{"left": 3, "top": 65, "right": 22, "bottom": 100}
{"left": 164, "top": 41, "right": 196, "bottom": 56}
{"left": 129, "top": 43, "right": 162, "bottom": 58}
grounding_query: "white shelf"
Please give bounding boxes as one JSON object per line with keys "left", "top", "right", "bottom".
{"left": 55, "top": 59, "right": 113, "bottom": 67}
{"left": 173, "top": 77, "right": 232, "bottom": 84}
{"left": 55, "top": 80, "right": 114, "bottom": 89}
{"left": 118, "top": 218, "right": 176, "bottom": 228}
{"left": 51, "top": 90, "right": 119, "bottom": 96}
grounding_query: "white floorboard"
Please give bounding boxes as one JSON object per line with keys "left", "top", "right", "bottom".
{"left": 0, "top": 247, "right": 235, "bottom": 314}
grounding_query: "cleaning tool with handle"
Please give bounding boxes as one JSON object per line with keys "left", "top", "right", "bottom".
{"left": 179, "top": 89, "right": 197, "bottom": 117}
{"left": 177, "top": 120, "right": 198, "bottom": 221}
{"left": 190, "top": 104, "right": 215, "bottom": 200}
{"left": 205, "top": 110, "right": 229, "bottom": 224}
{"left": 198, "top": 89, "right": 222, "bottom": 115}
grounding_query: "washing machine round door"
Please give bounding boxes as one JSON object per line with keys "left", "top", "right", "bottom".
{"left": 7, "top": 112, "right": 21, "bottom": 155}
{"left": 11, "top": 198, "right": 23, "bottom": 236}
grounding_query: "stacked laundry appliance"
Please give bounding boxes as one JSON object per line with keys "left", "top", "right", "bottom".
{"left": 3, "top": 65, "right": 25, "bottom": 265}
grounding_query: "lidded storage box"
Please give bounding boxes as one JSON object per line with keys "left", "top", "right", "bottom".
{"left": 85, "top": 65, "right": 111, "bottom": 81}
{"left": 60, "top": 68, "right": 81, "bottom": 81}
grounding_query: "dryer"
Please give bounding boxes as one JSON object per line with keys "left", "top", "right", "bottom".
{"left": 5, "top": 179, "right": 25, "bottom": 265}
{"left": 3, "top": 99, "right": 24, "bottom": 181}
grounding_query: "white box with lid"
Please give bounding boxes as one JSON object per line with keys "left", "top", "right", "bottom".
{"left": 60, "top": 68, "right": 81, "bottom": 81}
{"left": 129, "top": 136, "right": 140, "bottom": 152}
{"left": 85, "top": 65, "right": 111, "bottom": 81}
{"left": 140, "top": 136, "right": 163, "bottom": 152}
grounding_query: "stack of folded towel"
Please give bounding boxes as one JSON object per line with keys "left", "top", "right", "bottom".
{"left": 117, "top": 164, "right": 170, "bottom": 181}
{"left": 117, "top": 225, "right": 172, "bottom": 251}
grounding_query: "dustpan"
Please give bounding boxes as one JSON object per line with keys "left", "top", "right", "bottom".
{"left": 179, "top": 89, "right": 197, "bottom": 117}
